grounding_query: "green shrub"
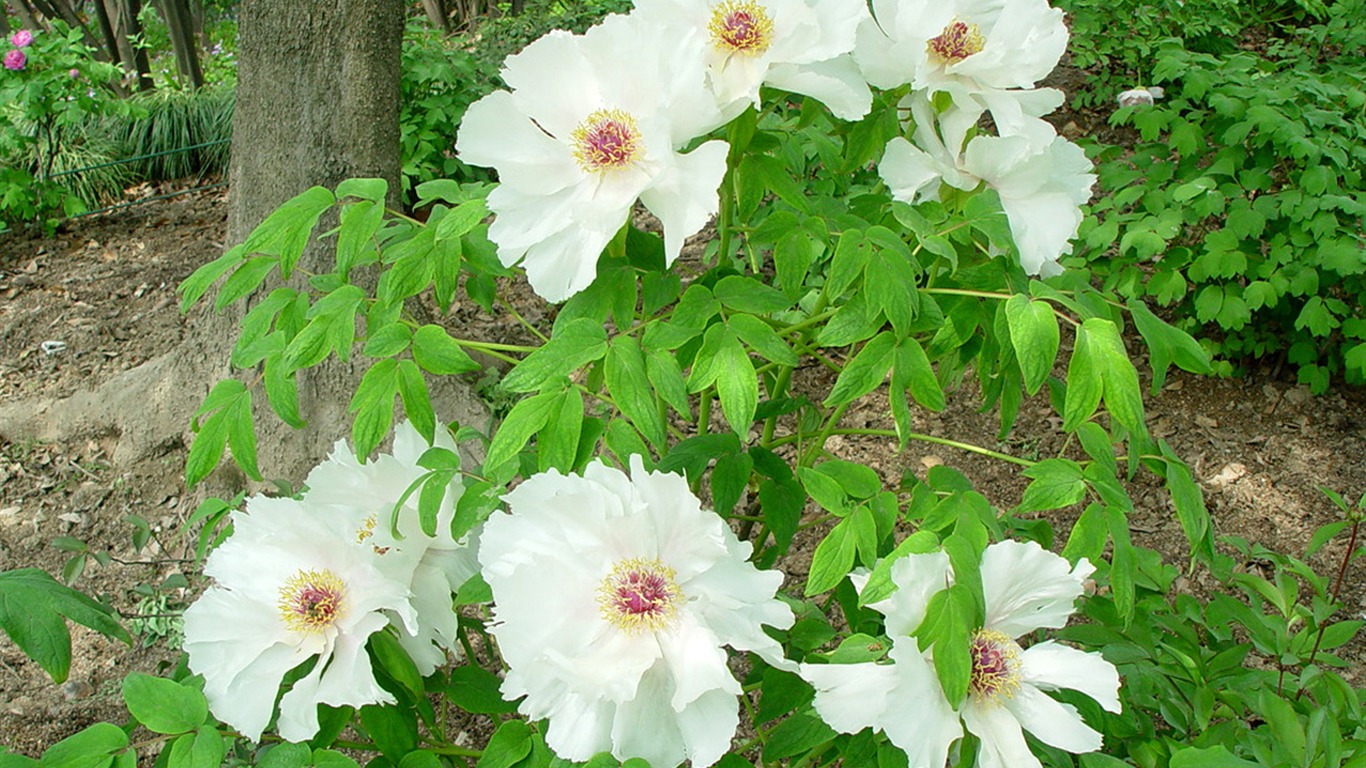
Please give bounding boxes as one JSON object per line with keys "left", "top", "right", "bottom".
{"left": 1074, "top": 1, "right": 1366, "bottom": 392}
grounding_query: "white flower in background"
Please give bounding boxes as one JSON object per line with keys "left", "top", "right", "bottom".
{"left": 857, "top": 0, "right": 1067, "bottom": 93}
{"left": 479, "top": 456, "right": 796, "bottom": 768}
{"left": 632, "top": 0, "right": 873, "bottom": 120}
{"left": 455, "top": 13, "right": 728, "bottom": 302}
{"left": 302, "top": 421, "right": 480, "bottom": 676}
{"left": 856, "top": 0, "right": 1067, "bottom": 139}
{"left": 802, "top": 540, "right": 1121, "bottom": 768}
{"left": 879, "top": 97, "right": 1095, "bottom": 276}
{"left": 183, "top": 495, "right": 415, "bottom": 743}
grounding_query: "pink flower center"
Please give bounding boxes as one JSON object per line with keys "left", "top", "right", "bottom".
{"left": 927, "top": 20, "right": 985, "bottom": 65}
{"left": 571, "top": 109, "right": 643, "bottom": 172}
{"left": 969, "top": 629, "right": 1023, "bottom": 704}
{"left": 709, "top": 0, "right": 774, "bottom": 55}
{"left": 277, "top": 569, "right": 346, "bottom": 633}
{"left": 598, "top": 558, "right": 682, "bottom": 632}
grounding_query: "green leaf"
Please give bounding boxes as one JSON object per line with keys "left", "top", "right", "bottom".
{"left": 1063, "top": 503, "right": 1109, "bottom": 564}
{"left": 214, "top": 256, "right": 277, "bottom": 311}
{"left": 476, "top": 721, "right": 534, "bottom": 768}
{"left": 335, "top": 200, "right": 384, "bottom": 277}
{"left": 1005, "top": 295, "right": 1060, "bottom": 396}
{"left": 761, "top": 711, "right": 836, "bottom": 762}
{"left": 412, "top": 325, "right": 481, "bottom": 375}
{"left": 806, "top": 520, "right": 856, "bottom": 595}
{"left": 396, "top": 360, "right": 436, "bottom": 445}
{"left": 1164, "top": 454, "right": 1213, "bottom": 556}
{"left": 730, "top": 314, "right": 798, "bottom": 366}
{"left": 715, "top": 339, "right": 759, "bottom": 438}
{"left": 538, "top": 387, "right": 584, "bottom": 472}
{"left": 825, "top": 331, "right": 895, "bottom": 407}
{"left": 916, "top": 584, "right": 973, "bottom": 703}
{"left": 335, "top": 177, "right": 388, "bottom": 203}
{"left": 0, "top": 569, "right": 130, "bottom": 683}
{"left": 446, "top": 665, "right": 519, "bottom": 715}
{"left": 893, "top": 337, "right": 944, "bottom": 411}
{"left": 178, "top": 248, "right": 244, "bottom": 312}
{"left": 799, "top": 467, "right": 849, "bottom": 515}
{"left": 710, "top": 451, "right": 753, "bottom": 516}
{"left": 256, "top": 743, "right": 312, "bottom": 768}
{"left": 348, "top": 359, "right": 400, "bottom": 459}
{"left": 485, "top": 390, "right": 559, "bottom": 472}
{"left": 646, "top": 347, "right": 691, "bottom": 419}
{"left": 605, "top": 337, "right": 666, "bottom": 449}
{"left": 714, "top": 275, "right": 793, "bottom": 314}
{"left": 121, "top": 673, "right": 207, "bottom": 734}
{"left": 264, "top": 357, "right": 306, "bottom": 429}
{"left": 434, "top": 199, "right": 489, "bottom": 242}
{"left": 284, "top": 285, "right": 366, "bottom": 369}
{"left": 364, "top": 324, "right": 413, "bottom": 359}
{"left": 1168, "top": 746, "right": 1260, "bottom": 768}
{"left": 859, "top": 531, "right": 940, "bottom": 606}
{"left": 187, "top": 380, "right": 250, "bottom": 488}
{"left": 41, "top": 723, "right": 128, "bottom": 768}
{"left": 246, "top": 186, "right": 335, "bottom": 278}
{"left": 1019, "top": 459, "right": 1087, "bottom": 513}
{"left": 1128, "top": 299, "right": 1211, "bottom": 393}
{"left": 828, "top": 230, "right": 870, "bottom": 297}
{"left": 502, "top": 318, "right": 608, "bottom": 393}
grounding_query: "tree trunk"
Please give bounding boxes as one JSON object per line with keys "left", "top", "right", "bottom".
{"left": 101, "top": 0, "right": 154, "bottom": 91}
{"left": 0, "top": 0, "right": 487, "bottom": 490}
{"left": 5, "top": 0, "right": 41, "bottom": 30}
{"left": 420, "top": 0, "right": 448, "bottom": 33}
{"left": 154, "top": 0, "right": 204, "bottom": 88}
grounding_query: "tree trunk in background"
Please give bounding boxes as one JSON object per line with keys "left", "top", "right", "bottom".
{"left": 101, "top": 0, "right": 154, "bottom": 91}
{"left": 0, "top": 0, "right": 487, "bottom": 490}
{"left": 421, "top": 0, "right": 448, "bottom": 33}
{"left": 5, "top": 0, "right": 40, "bottom": 30}
{"left": 155, "top": 0, "right": 204, "bottom": 88}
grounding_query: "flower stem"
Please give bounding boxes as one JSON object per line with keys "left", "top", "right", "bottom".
{"left": 1307, "top": 519, "right": 1360, "bottom": 667}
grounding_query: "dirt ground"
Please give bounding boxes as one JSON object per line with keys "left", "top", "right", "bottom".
{"left": 1, "top": 181, "right": 1365, "bottom": 756}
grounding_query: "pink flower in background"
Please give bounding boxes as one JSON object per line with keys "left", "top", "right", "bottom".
{"left": 10, "top": 29, "right": 32, "bottom": 48}
{"left": 69, "top": 68, "right": 80, "bottom": 79}
{"left": 3, "top": 49, "right": 25, "bottom": 71}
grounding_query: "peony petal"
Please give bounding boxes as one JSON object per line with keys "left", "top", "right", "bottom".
{"left": 962, "top": 699, "right": 1041, "bottom": 768}
{"left": 865, "top": 550, "right": 953, "bottom": 637}
{"left": 802, "top": 660, "right": 899, "bottom": 735}
{"left": 610, "top": 664, "right": 690, "bottom": 768}
{"left": 538, "top": 684, "right": 616, "bottom": 761}
{"left": 980, "top": 540, "right": 1088, "bottom": 637}
{"left": 765, "top": 56, "right": 872, "bottom": 121}
{"left": 639, "top": 140, "right": 728, "bottom": 265}
{"left": 1005, "top": 684, "right": 1104, "bottom": 753}
{"left": 455, "top": 90, "right": 580, "bottom": 194}
{"left": 879, "top": 641, "right": 962, "bottom": 766}
{"left": 1021, "top": 641, "right": 1122, "bottom": 713}
{"left": 675, "top": 687, "right": 742, "bottom": 768}
{"left": 879, "top": 137, "right": 947, "bottom": 205}
{"left": 657, "top": 613, "right": 740, "bottom": 709}
{"left": 500, "top": 30, "right": 600, "bottom": 139}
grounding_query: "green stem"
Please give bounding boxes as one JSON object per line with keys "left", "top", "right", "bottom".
{"left": 760, "top": 367, "right": 793, "bottom": 446}
{"left": 698, "top": 386, "right": 713, "bottom": 432}
{"left": 770, "top": 428, "right": 1034, "bottom": 467}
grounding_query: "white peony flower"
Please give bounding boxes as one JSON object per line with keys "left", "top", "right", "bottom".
{"left": 879, "top": 97, "right": 1096, "bottom": 276}
{"left": 302, "top": 421, "right": 480, "bottom": 676}
{"left": 183, "top": 495, "right": 416, "bottom": 743}
{"left": 857, "top": 0, "right": 1067, "bottom": 94}
{"left": 802, "top": 540, "right": 1121, "bottom": 768}
{"left": 479, "top": 456, "right": 796, "bottom": 768}
{"left": 455, "top": 13, "right": 729, "bottom": 302}
{"left": 632, "top": 0, "right": 873, "bottom": 120}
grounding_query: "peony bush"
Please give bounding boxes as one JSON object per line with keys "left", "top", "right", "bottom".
{"left": 12, "top": 1, "right": 1366, "bottom": 768}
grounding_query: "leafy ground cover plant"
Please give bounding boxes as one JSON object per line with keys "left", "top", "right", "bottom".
{"left": 1069, "top": 0, "right": 1366, "bottom": 392}
{"left": 5, "top": 1, "right": 1366, "bottom": 767}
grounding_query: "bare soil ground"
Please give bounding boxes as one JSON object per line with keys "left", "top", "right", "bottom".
{"left": 2, "top": 186, "right": 1365, "bottom": 755}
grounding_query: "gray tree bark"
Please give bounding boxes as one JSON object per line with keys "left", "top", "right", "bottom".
{"left": 0, "top": 0, "right": 487, "bottom": 491}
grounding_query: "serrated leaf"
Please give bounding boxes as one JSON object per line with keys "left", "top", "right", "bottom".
{"left": 446, "top": 665, "right": 519, "bottom": 714}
